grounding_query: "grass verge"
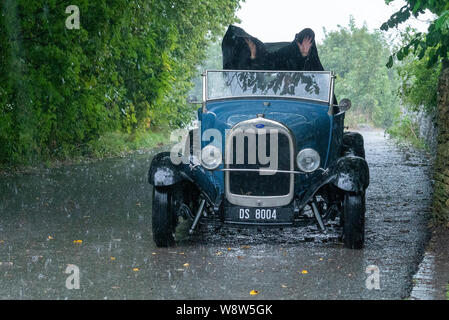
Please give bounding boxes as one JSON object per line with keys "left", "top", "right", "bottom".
{"left": 385, "top": 116, "right": 429, "bottom": 152}
{"left": 0, "top": 127, "right": 172, "bottom": 176}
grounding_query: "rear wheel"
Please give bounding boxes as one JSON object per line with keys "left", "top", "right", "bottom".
{"left": 342, "top": 192, "right": 365, "bottom": 249}
{"left": 152, "top": 187, "right": 178, "bottom": 247}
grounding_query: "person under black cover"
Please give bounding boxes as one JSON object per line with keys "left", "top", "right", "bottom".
{"left": 222, "top": 25, "right": 324, "bottom": 71}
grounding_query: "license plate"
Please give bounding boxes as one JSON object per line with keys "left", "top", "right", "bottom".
{"left": 224, "top": 206, "right": 294, "bottom": 224}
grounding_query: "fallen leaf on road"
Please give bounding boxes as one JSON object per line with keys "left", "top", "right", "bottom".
{"left": 250, "top": 290, "right": 259, "bottom": 296}
{"left": 133, "top": 268, "right": 139, "bottom": 272}
{"left": 73, "top": 240, "right": 82, "bottom": 244}
{"left": 301, "top": 270, "right": 308, "bottom": 274}
{"left": 47, "top": 236, "right": 53, "bottom": 240}
{"left": 241, "top": 245, "right": 250, "bottom": 249}
{"left": 110, "top": 257, "right": 116, "bottom": 261}
{"left": 183, "top": 263, "right": 190, "bottom": 267}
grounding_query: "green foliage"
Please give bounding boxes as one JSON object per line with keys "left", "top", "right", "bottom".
{"left": 0, "top": 0, "right": 241, "bottom": 165}
{"left": 382, "top": 0, "right": 449, "bottom": 67}
{"left": 191, "top": 41, "right": 223, "bottom": 98}
{"left": 396, "top": 46, "right": 441, "bottom": 113}
{"left": 319, "top": 18, "right": 401, "bottom": 128}
{"left": 86, "top": 129, "right": 170, "bottom": 159}
{"left": 386, "top": 114, "right": 428, "bottom": 150}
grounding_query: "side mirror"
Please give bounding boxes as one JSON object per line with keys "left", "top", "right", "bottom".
{"left": 338, "top": 98, "right": 352, "bottom": 112}
{"left": 187, "top": 95, "right": 201, "bottom": 104}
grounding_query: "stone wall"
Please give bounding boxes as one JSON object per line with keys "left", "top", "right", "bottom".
{"left": 417, "top": 110, "right": 438, "bottom": 155}
{"left": 433, "top": 61, "right": 449, "bottom": 223}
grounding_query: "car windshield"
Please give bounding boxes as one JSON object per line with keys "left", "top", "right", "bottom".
{"left": 206, "top": 70, "right": 332, "bottom": 102}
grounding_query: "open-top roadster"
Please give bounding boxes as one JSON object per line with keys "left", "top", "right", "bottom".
{"left": 148, "top": 70, "right": 369, "bottom": 249}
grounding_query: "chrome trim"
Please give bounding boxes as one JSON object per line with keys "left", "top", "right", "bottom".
{"left": 220, "top": 168, "right": 305, "bottom": 175}
{"left": 219, "top": 168, "right": 327, "bottom": 175}
{"left": 328, "top": 72, "right": 335, "bottom": 115}
{"left": 225, "top": 118, "right": 295, "bottom": 207}
{"left": 207, "top": 95, "right": 329, "bottom": 104}
{"left": 207, "top": 69, "right": 333, "bottom": 74}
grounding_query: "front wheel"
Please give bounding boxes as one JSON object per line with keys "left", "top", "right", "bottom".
{"left": 342, "top": 192, "right": 365, "bottom": 249}
{"left": 152, "top": 187, "right": 178, "bottom": 247}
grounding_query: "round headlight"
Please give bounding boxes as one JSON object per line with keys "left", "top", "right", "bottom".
{"left": 296, "top": 148, "right": 320, "bottom": 173}
{"left": 201, "top": 145, "right": 222, "bottom": 170}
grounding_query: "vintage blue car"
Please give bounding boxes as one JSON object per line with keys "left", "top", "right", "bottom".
{"left": 148, "top": 70, "right": 369, "bottom": 249}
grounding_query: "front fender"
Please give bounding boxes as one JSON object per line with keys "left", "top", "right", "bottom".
{"left": 332, "top": 155, "right": 369, "bottom": 193}
{"left": 148, "top": 152, "right": 184, "bottom": 187}
{"left": 148, "top": 152, "right": 220, "bottom": 203}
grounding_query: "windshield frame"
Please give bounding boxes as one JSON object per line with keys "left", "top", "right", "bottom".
{"left": 203, "top": 69, "right": 334, "bottom": 106}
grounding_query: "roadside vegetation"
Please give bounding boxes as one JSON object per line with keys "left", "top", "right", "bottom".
{"left": 384, "top": 28, "right": 441, "bottom": 152}
{"left": 381, "top": 0, "right": 449, "bottom": 224}
{"left": 0, "top": 0, "right": 241, "bottom": 170}
{"left": 319, "top": 18, "right": 401, "bottom": 129}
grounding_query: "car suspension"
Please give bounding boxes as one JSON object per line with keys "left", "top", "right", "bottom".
{"left": 189, "top": 197, "right": 206, "bottom": 235}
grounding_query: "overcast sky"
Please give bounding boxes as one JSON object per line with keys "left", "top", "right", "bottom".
{"left": 236, "top": 0, "right": 435, "bottom": 43}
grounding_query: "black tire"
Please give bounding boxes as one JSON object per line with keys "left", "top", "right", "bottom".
{"left": 152, "top": 187, "right": 177, "bottom": 247}
{"left": 342, "top": 192, "right": 365, "bottom": 249}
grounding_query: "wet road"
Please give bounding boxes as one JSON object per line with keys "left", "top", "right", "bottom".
{"left": 0, "top": 130, "right": 433, "bottom": 299}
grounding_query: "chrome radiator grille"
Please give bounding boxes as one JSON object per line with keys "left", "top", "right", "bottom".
{"left": 225, "top": 118, "right": 295, "bottom": 207}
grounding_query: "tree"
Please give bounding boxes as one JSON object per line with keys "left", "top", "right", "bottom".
{"left": 382, "top": 0, "right": 449, "bottom": 223}
{"left": 319, "top": 18, "right": 400, "bottom": 128}
{"left": 0, "top": 0, "right": 241, "bottom": 165}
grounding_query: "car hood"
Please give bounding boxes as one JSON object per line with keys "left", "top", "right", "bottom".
{"left": 201, "top": 99, "right": 332, "bottom": 168}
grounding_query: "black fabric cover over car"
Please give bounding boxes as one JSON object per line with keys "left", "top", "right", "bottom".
{"left": 222, "top": 25, "right": 325, "bottom": 71}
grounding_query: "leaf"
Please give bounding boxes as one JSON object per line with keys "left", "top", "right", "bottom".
{"left": 386, "top": 56, "right": 394, "bottom": 69}
{"left": 73, "top": 240, "right": 83, "bottom": 244}
{"left": 380, "top": 22, "right": 389, "bottom": 31}
{"left": 249, "top": 290, "right": 259, "bottom": 296}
